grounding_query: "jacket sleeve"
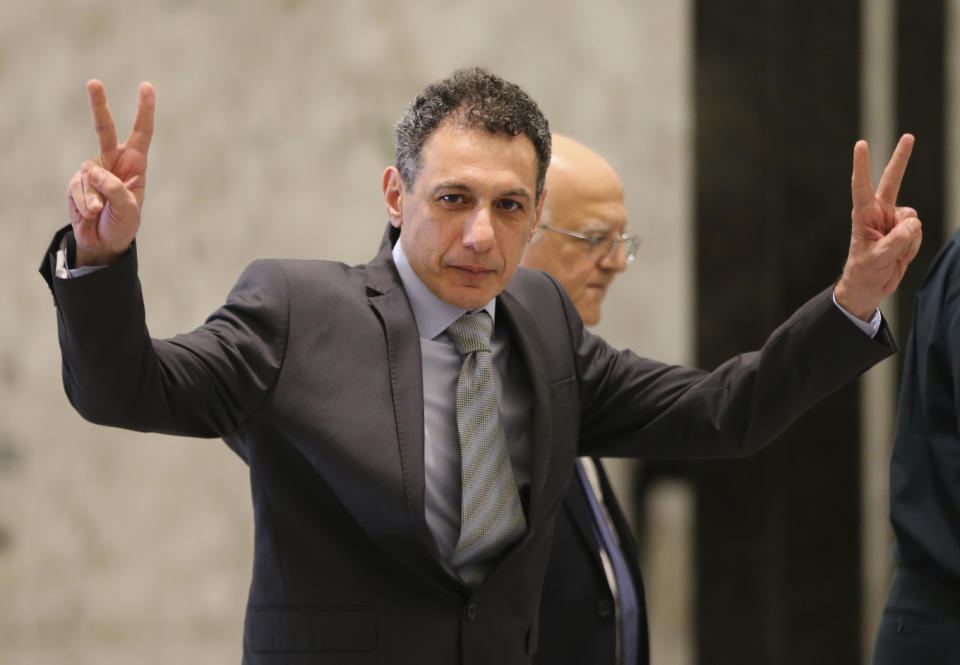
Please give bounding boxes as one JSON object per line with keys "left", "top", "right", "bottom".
{"left": 41, "top": 227, "right": 289, "bottom": 441}
{"left": 562, "top": 283, "right": 896, "bottom": 459}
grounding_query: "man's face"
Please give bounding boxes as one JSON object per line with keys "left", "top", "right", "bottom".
{"left": 383, "top": 121, "right": 544, "bottom": 310}
{"left": 521, "top": 164, "right": 628, "bottom": 326}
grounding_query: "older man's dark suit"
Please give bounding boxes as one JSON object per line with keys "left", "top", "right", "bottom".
{"left": 42, "top": 225, "right": 893, "bottom": 665}
{"left": 873, "top": 229, "right": 960, "bottom": 664}
{"left": 537, "top": 460, "right": 646, "bottom": 665}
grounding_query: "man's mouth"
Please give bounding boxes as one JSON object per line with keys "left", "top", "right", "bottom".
{"left": 453, "top": 265, "right": 495, "bottom": 276}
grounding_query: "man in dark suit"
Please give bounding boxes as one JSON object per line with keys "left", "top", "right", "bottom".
{"left": 872, "top": 229, "right": 960, "bottom": 664}
{"left": 520, "top": 134, "right": 645, "bottom": 665}
{"left": 44, "top": 68, "right": 921, "bottom": 665}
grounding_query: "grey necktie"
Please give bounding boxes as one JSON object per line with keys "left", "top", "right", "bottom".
{"left": 447, "top": 311, "right": 527, "bottom": 586}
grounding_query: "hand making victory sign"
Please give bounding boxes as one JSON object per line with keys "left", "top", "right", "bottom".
{"left": 834, "top": 133, "right": 923, "bottom": 321}
{"left": 66, "top": 79, "right": 155, "bottom": 267}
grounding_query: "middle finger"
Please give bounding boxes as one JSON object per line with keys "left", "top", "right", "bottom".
{"left": 87, "top": 79, "right": 119, "bottom": 161}
{"left": 876, "top": 134, "right": 915, "bottom": 207}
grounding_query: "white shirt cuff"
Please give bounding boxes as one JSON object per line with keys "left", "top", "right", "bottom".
{"left": 54, "top": 235, "right": 107, "bottom": 279}
{"left": 832, "top": 290, "right": 881, "bottom": 338}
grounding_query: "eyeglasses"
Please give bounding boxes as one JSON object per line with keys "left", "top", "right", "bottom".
{"left": 538, "top": 224, "right": 641, "bottom": 264}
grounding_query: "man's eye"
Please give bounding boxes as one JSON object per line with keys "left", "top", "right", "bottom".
{"left": 498, "top": 199, "right": 523, "bottom": 212}
{"left": 585, "top": 234, "right": 607, "bottom": 244}
{"left": 440, "top": 194, "right": 464, "bottom": 204}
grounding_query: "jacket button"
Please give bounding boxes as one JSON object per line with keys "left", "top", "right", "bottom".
{"left": 465, "top": 602, "right": 478, "bottom": 621}
{"left": 596, "top": 599, "right": 613, "bottom": 619}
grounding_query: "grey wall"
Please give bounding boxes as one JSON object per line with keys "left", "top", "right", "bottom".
{"left": 1, "top": 1, "right": 691, "bottom": 663}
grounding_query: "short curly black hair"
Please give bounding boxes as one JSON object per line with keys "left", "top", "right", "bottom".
{"left": 395, "top": 67, "right": 551, "bottom": 202}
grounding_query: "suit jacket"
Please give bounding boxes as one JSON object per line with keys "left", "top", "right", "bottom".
{"left": 886, "top": 228, "right": 960, "bottom": 583}
{"left": 536, "top": 458, "right": 647, "bottom": 665}
{"left": 873, "top": 229, "right": 960, "bottom": 663}
{"left": 42, "top": 225, "right": 894, "bottom": 665}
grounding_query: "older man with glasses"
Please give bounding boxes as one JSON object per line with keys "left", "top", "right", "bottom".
{"left": 521, "top": 134, "right": 647, "bottom": 665}
{"left": 522, "top": 136, "right": 640, "bottom": 327}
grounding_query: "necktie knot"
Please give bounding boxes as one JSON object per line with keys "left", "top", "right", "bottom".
{"left": 447, "top": 311, "right": 493, "bottom": 355}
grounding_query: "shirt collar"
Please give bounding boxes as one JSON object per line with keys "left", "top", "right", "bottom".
{"left": 392, "top": 239, "right": 496, "bottom": 340}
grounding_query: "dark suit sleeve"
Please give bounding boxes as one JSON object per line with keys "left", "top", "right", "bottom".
{"left": 949, "top": 265, "right": 960, "bottom": 421}
{"left": 41, "top": 227, "right": 289, "bottom": 444}
{"left": 559, "top": 283, "right": 895, "bottom": 460}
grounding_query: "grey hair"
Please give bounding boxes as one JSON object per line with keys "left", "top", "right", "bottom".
{"left": 394, "top": 67, "right": 551, "bottom": 202}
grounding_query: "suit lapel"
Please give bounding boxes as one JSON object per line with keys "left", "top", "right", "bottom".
{"left": 497, "top": 291, "right": 554, "bottom": 529}
{"left": 593, "top": 458, "right": 643, "bottom": 582}
{"left": 562, "top": 464, "right": 608, "bottom": 564}
{"left": 363, "top": 240, "right": 451, "bottom": 585}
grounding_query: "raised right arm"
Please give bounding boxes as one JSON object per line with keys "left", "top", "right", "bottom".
{"left": 48, "top": 80, "right": 288, "bottom": 443}
{"left": 42, "top": 230, "right": 289, "bottom": 442}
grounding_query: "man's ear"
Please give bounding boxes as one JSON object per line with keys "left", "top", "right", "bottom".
{"left": 382, "top": 167, "right": 404, "bottom": 228}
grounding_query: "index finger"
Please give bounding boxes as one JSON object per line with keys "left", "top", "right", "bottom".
{"left": 876, "top": 133, "right": 915, "bottom": 207}
{"left": 124, "top": 82, "right": 155, "bottom": 155}
{"left": 851, "top": 139, "right": 874, "bottom": 209}
{"left": 87, "top": 79, "right": 118, "bottom": 159}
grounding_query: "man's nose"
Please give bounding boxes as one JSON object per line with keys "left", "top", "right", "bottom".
{"left": 463, "top": 208, "right": 495, "bottom": 252}
{"left": 599, "top": 242, "right": 628, "bottom": 272}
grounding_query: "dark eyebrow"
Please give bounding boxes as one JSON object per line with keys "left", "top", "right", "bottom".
{"left": 432, "top": 181, "right": 471, "bottom": 194}
{"left": 499, "top": 188, "right": 533, "bottom": 202}
{"left": 431, "top": 181, "right": 533, "bottom": 202}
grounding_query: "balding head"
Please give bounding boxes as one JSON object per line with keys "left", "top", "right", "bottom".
{"left": 543, "top": 135, "right": 624, "bottom": 224}
{"left": 521, "top": 134, "right": 629, "bottom": 326}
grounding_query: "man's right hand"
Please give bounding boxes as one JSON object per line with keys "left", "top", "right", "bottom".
{"left": 66, "top": 79, "right": 155, "bottom": 267}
